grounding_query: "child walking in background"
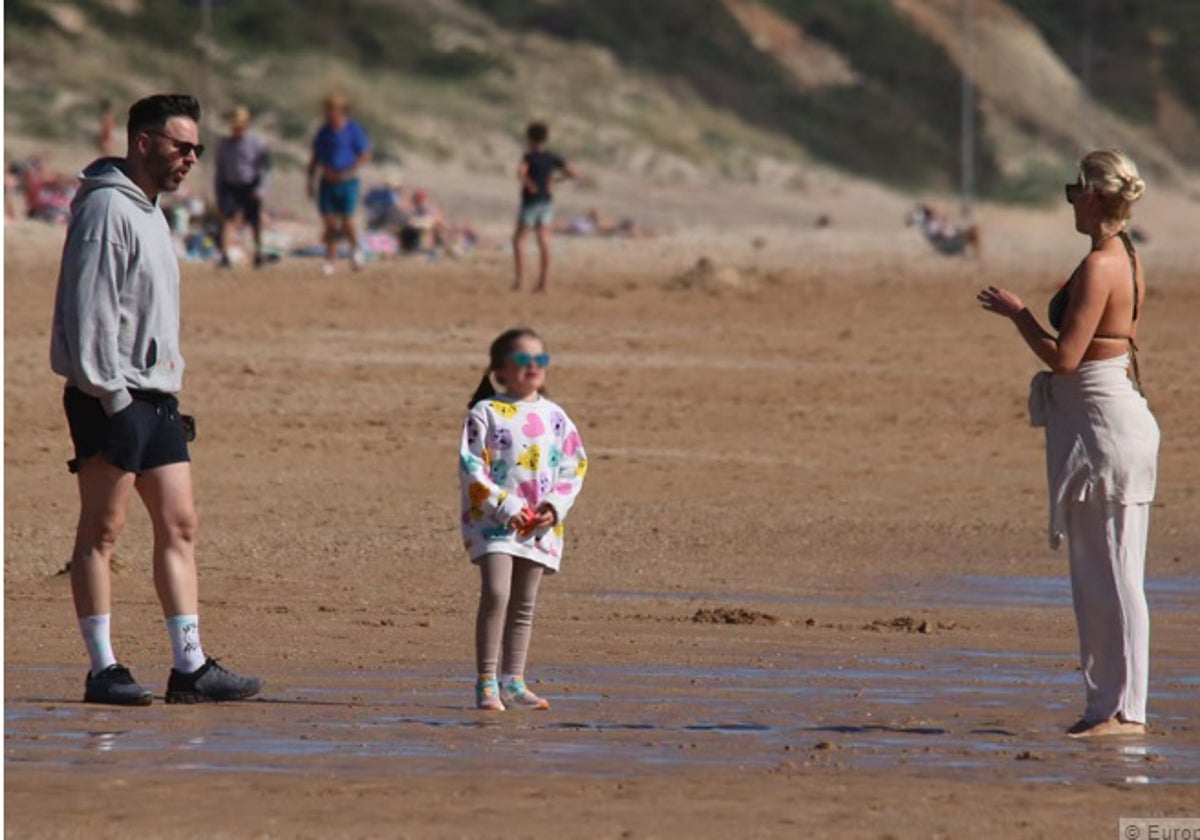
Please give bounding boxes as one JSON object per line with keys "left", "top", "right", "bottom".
{"left": 458, "top": 328, "right": 587, "bottom": 710}
{"left": 512, "top": 122, "right": 576, "bottom": 293}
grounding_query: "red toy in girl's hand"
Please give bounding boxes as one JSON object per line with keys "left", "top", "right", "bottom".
{"left": 514, "top": 507, "right": 538, "bottom": 536}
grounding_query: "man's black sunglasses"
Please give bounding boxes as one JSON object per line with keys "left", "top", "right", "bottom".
{"left": 146, "top": 130, "right": 205, "bottom": 160}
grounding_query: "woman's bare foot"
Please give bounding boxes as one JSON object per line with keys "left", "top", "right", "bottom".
{"left": 1066, "top": 717, "right": 1146, "bottom": 738}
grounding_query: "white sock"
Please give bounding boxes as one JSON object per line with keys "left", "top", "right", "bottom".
{"left": 78, "top": 614, "right": 117, "bottom": 677}
{"left": 501, "top": 673, "right": 523, "bottom": 688}
{"left": 165, "top": 615, "right": 206, "bottom": 673}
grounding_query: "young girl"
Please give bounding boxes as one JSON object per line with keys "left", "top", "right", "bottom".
{"left": 458, "top": 327, "right": 587, "bottom": 710}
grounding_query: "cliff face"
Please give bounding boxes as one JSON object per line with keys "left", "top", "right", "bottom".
{"left": 5, "top": 0, "right": 1196, "bottom": 200}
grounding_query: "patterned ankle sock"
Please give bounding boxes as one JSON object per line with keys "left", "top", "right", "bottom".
{"left": 165, "top": 615, "right": 206, "bottom": 673}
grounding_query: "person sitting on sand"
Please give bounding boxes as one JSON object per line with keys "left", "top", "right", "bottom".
{"left": 554, "top": 208, "right": 645, "bottom": 239}
{"left": 398, "top": 188, "right": 447, "bottom": 253}
{"left": 907, "top": 203, "right": 980, "bottom": 258}
{"left": 397, "top": 189, "right": 480, "bottom": 258}
{"left": 364, "top": 181, "right": 408, "bottom": 231}
{"left": 15, "top": 157, "right": 76, "bottom": 224}
{"left": 977, "top": 150, "right": 1157, "bottom": 739}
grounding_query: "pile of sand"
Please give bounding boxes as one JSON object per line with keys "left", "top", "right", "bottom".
{"left": 691, "top": 607, "right": 780, "bottom": 626}
{"left": 665, "top": 257, "right": 761, "bottom": 294}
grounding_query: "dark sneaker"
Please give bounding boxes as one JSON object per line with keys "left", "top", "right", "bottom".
{"left": 165, "top": 657, "right": 262, "bottom": 704}
{"left": 84, "top": 663, "right": 153, "bottom": 706}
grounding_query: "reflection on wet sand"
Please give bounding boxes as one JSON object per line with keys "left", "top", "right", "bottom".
{"left": 7, "top": 648, "right": 1196, "bottom": 786}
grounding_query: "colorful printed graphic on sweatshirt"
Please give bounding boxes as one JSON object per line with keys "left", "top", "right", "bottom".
{"left": 458, "top": 395, "right": 587, "bottom": 572}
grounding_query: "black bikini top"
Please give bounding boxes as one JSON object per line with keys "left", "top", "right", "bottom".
{"left": 1048, "top": 230, "right": 1139, "bottom": 338}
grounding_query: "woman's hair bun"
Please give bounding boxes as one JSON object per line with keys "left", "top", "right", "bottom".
{"left": 1121, "top": 175, "right": 1145, "bottom": 204}
{"left": 1078, "top": 149, "right": 1145, "bottom": 219}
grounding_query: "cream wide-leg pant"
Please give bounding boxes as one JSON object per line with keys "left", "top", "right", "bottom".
{"left": 1065, "top": 496, "right": 1150, "bottom": 724}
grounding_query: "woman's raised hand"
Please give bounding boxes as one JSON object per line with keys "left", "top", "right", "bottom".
{"left": 977, "top": 285, "right": 1026, "bottom": 318}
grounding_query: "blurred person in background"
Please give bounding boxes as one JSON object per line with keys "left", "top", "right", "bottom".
{"left": 214, "top": 105, "right": 272, "bottom": 269}
{"left": 94, "top": 98, "right": 116, "bottom": 156}
{"left": 512, "top": 121, "right": 575, "bottom": 293}
{"left": 399, "top": 188, "right": 447, "bottom": 253}
{"left": 307, "top": 94, "right": 371, "bottom": 276}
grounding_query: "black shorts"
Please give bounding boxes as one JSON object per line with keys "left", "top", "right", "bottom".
{"left": 63, "top": 387, "right": 191, "bottom": 475}
{"left": 217, "top": 182, "right": 262, "bottom": 225}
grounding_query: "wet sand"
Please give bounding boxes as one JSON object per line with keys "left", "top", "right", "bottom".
{"left": 5, "top": 199, "right": 1199, "bottom": 838}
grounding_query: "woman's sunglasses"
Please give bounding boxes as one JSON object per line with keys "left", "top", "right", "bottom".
{"left": 511, "top": 352, "right": 551, "bottom": 368}
{"left": 146, "top": 130, "right": 205, "bottom": 160}
{"left": 1064, "top": 183, "right": 1083, "bottom": 204}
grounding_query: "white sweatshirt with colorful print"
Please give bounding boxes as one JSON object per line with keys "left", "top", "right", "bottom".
{"left": 458, "top": 394, "right": 587, "bottom": 572}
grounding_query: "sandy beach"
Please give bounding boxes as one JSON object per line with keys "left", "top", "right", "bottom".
{"left": 4, "top": 178, "right": 1198, "bottom": 837}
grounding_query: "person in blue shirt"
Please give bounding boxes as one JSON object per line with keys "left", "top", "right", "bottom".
{"left": 307, "top": 94, "right": 371, "bottom": 276}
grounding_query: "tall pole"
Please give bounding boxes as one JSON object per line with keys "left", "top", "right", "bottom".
{"left": 199, "top": 0, "right": 212, "bottom": 119}
{"left": 960, "top": 0, "right": 976, "bottom": 220}
{"left": 1080, "top": 0, "right": 1094, "bottom": 149}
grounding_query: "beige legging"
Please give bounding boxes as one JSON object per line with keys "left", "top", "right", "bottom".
{"left": 475, "top": 553, "right": 544, "bottom": 677}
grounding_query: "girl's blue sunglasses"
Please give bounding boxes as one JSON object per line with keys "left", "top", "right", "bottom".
{"left": 511, "top": 352, "right": 551, "bottom": 368}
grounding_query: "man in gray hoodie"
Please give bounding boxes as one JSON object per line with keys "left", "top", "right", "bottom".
{"left": 50, "top": 94, "right": 261, "bottom": 705}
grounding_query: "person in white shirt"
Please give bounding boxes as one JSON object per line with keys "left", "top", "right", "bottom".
{"left": 458, "top": 328, "right": 587, "bottom": 711}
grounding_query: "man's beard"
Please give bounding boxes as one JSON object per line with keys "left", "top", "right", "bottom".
{"left": 159, "top": 165, "right": 188, "bottom": 193}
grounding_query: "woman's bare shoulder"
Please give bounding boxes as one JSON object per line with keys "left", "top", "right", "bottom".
{"left": 1077, "top": 247, "right": 1131, "bottom": 287}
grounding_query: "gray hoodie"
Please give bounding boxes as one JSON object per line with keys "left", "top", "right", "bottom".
{"left": 50, "top": 158, "right": 184, "bottom": 416}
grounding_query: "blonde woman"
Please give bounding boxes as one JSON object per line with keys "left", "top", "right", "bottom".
{"left": 977, "top": 150, "right": 1159, "bottom": 738}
